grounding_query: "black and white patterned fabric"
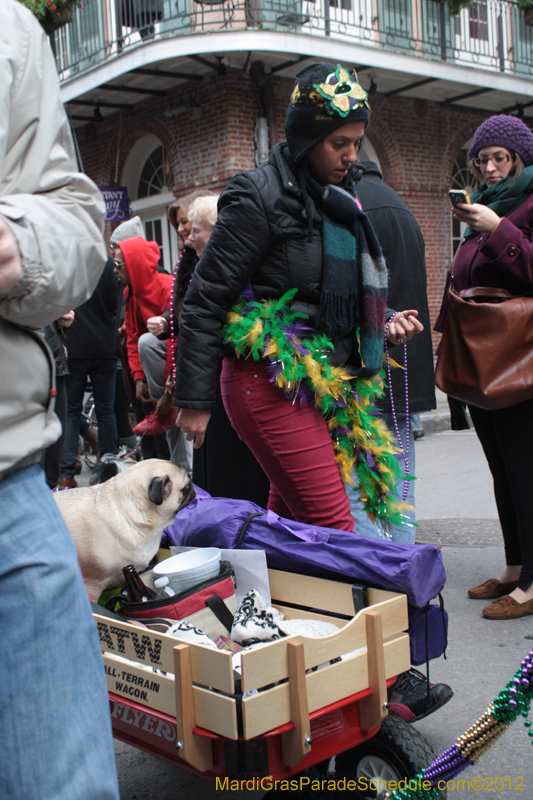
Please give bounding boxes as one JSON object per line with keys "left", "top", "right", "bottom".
{"left": 166, "top": 619, "right": 218, "bottom": 650}
{"left": 231, "top": 590, "right": 286, "bottom": 647}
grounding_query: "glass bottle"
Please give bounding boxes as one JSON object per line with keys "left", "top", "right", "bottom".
{"left": 122, "top": 565, "right": 156, "bottom": 602}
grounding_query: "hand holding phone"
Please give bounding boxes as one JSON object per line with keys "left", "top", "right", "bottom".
{"left": 448, "top": 189, "right": 471, "bottom": 208}
{"left": 449, "top": 190, "right": 501, "bottom": 233}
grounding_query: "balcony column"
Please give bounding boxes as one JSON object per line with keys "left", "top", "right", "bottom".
{"left": 250, "top": 61, "right": 278, "bottom": 150}
{"left": 497, "top": 1, "right": 505, "bottom": 72}
{"left": 439, "top": 1, "right": 447, "bottom": 61}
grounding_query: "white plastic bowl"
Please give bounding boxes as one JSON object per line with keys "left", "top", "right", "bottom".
{"left": 166, "top": 564, "right": 221, "bottom": 594}
{"left": 153, "top": 548, "right": 221, "bottom": 588}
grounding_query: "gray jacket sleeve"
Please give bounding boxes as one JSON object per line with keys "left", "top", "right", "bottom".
{"left": 0, "top": 1, "right": 106, "bottom": 328}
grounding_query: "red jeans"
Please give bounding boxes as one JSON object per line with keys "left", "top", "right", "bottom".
{"left": 220, "top": 357, "right": 355, "bottom": 532}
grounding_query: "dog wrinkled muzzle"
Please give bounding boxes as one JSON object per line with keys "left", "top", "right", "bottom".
{"left": 176, "top": 482, "right": 196, "bottom": 512}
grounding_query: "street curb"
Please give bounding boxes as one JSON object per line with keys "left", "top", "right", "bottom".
{"left": 422, "top": 412, "right": 452, "bottom": 434}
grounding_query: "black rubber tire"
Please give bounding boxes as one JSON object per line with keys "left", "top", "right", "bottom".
{"left": 335, "top": 716, "right": 446, "bottom": 799}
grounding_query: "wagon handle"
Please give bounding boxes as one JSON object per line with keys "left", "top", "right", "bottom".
{"left": 281, "top": 641, "right": 312, "bottom": 768}
{"left": 359, "top": 610, "right": 388, "bottom": 732}
{"left": 173, "top": 644, "right": 214, "bottom": 772}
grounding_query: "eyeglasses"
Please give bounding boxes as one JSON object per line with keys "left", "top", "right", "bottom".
{"left": 113, "top": 259, "right": 125, "bottom": 269}
{"left": 473, "top": 153, "right": 515, "bottom": 169}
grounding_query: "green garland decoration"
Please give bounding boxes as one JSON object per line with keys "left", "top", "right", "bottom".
{"left": 383, "top": 648, "right": 533, "bottom": 800}
{"left": 222, "top": 288, "right": 410, "bottom": 527}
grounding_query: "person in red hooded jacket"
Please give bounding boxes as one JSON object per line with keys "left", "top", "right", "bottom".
{"left": 113, "top": 236, "right": 173, "bottom": 406}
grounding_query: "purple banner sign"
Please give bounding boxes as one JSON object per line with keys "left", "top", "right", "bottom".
{"left": 99, "top": 186, "right": 130, "bottom": 222}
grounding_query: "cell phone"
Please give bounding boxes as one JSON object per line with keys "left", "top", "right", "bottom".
{"left": 448, "top": 189, "right": 471, "bottom": 208}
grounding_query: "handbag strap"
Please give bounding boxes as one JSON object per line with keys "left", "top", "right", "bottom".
{"left": 234, "top": 511, "right": 265, "bottom": 549}
{"left": 204, "top": 593, "right": 234, "bottom": 633}
{"left": 105, "top": 593, "right": 129, "bottom": 614}
{"left": 459, "top": 286, "right": 517, "bottom": 300}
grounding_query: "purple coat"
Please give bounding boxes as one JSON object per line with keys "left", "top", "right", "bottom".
{"left": 435, "top": 192, "right": 533, "bottom": 331}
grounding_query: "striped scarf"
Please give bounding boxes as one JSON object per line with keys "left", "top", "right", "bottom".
{"left": 307, "top": 178, "right": 388, "bottom": 376}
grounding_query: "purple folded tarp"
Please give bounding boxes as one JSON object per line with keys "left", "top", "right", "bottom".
{"left": 163, "top": 496, "right": 445, "bottom": 609}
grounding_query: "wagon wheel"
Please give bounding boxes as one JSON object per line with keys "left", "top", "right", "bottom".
{"left": 335, "top": 715, "right": 446, "bottom": 799}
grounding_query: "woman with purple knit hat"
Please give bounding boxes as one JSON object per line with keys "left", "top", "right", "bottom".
{"left": 436, "top": 114, "right": 533, "bottom": 619}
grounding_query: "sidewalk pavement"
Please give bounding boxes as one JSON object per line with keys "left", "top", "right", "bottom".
{"left": 418, "top": 388, "right": 458, "bottom": 435}
{"left": 419, "top": 388, "right": 477, "bottom": 435}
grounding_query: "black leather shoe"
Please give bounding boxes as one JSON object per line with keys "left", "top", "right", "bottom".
{"left": 388, "top": 668, "right": 453, "bottom": 723}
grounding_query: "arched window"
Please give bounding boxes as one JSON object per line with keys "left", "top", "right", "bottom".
{"left": 451, "top": 141, "right": 474, "bottom": 255}
{"left": 121, "top": 137, "right": 179, "bottom": 272}
{"left": 138, "top": 145, "right": 175, "bottom": 199}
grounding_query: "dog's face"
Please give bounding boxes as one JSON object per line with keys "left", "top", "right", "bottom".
{"left": 122, "top": 459, "right": 196, "bottom": 526}
{"left": 54, "top": 459, "right": 195, "bottom": 602}
{"left": 147, "top": 468, "right": 196, "bottom": 517}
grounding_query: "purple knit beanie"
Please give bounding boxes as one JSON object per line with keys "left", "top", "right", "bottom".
{"left": 468, "top": 115, "right": 533, "bottom": 166}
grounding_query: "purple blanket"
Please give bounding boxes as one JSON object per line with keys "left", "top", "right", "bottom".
{"left": 163, "top": 494, "right": 445, "bottom": 609}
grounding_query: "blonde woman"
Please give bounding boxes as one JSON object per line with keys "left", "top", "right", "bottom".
{"left": 188, "top": 195, "right": 219, "bottom": 258}
{"left": 172, "top": 192, "right": 272, "bottom": 505}
{"left": 139, "top": 193, "right": 216, "bottom": 472}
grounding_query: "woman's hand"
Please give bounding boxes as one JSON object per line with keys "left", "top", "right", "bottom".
{"left": 147, "top": 316, "right": 168, "bottom": 336}
{"left": 156, "top": 375, "right": 175, "bottom": 415}
{"left": 387, "top": 309, "right": 424, "bottom": 345}
{"left": 135, "top": 379, "right": 152, "bottom": 403}
{"left": 452, "top": 202, "right": 500, "bottom": 234}
{"left": 176, "top": 408, "right": 211, "bottom": 448}
{"left": 156, "top": 392, "right": 174, "bottom": 415}
{"left": 58, "top": 310, "right": 75, "bottom": 328}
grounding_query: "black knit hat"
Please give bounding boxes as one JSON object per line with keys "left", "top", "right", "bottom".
{"left": 285, "top": 63, "right": 370, "bottom": 164}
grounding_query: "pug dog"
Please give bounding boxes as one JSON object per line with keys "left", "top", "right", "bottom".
{"left": 54, "top": 459, "right": 195, "bottom": 602}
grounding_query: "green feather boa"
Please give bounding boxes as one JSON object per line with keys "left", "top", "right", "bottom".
{"left": 223, "top": 289, "right": 410, "bottom": 528}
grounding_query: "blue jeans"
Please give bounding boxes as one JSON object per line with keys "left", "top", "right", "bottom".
{"left": 346, "top": 413, "right": 417, "bottom": 544}
{"left": 0, "top": 465, "right": 119, "bottom": 800}
{"left": 61, "top": 358, "right": 118, "bottom": 477}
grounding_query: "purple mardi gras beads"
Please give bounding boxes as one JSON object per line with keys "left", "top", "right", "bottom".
{"left": 384, "top": 313, "right": 410, "bottom": 502}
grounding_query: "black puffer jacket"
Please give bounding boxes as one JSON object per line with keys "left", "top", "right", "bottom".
{"left": 175, "top": 143, "right": 364, "bottom": 410}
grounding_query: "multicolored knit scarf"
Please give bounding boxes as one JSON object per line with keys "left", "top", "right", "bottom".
{"left": 222, "top": 286, "right": 407, "bottom": 528}
{"left": 306, "top": 178, "right": 388, "bottom": 377}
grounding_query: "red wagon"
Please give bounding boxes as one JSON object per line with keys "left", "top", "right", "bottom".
{"left": 94, "top": 563, "right": 439, "bottom": 798}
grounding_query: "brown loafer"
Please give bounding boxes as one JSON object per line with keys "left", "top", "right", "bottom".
{"left": 482, "top": 595, "right": 533, "bottom": 620}
{"left": 58, "top": 477, "right": 78, "bottom": 490}
{"left": 467, "top": 578, "right": 519, "bottom": 599}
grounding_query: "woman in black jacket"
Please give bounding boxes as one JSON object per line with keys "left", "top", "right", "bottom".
{"left": 175, "top": 63, "right": 421, "bottom": 532}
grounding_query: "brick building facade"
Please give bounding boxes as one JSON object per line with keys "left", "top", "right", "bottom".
{"left": 76, "top": 68, "right": 489, "bottom": 334}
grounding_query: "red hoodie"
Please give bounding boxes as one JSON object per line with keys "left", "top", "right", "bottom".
{"left": 120, "top": 237, "right": 173, "bottom": 383}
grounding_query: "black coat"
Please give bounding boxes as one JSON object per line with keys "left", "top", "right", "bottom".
{"left": 64, "top": 257, "right": 120, "bottom": 360}
{"left": 176, "top": 143, "right": 362, "bottom": 410}
{"left": 354, "top": 162, "right": 436, "bottom": 414}
{"left": 159, "top": 246, "right": 198, "bottom": 339}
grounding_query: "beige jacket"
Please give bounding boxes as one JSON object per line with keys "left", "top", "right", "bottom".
{"left": 0, "top": 1, "right": 107, "bottom": 480}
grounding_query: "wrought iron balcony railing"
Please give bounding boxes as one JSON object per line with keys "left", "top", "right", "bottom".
{"left": 53, "top": 0, "right": 533, "bottom": 84}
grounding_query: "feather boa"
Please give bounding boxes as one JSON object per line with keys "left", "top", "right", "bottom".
{"left": 222, "top": 287, "right": 409, "bottom": 528}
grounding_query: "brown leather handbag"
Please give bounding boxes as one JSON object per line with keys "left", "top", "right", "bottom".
{"left": 434, "top": 281, "right": 533, "bottom": 410}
